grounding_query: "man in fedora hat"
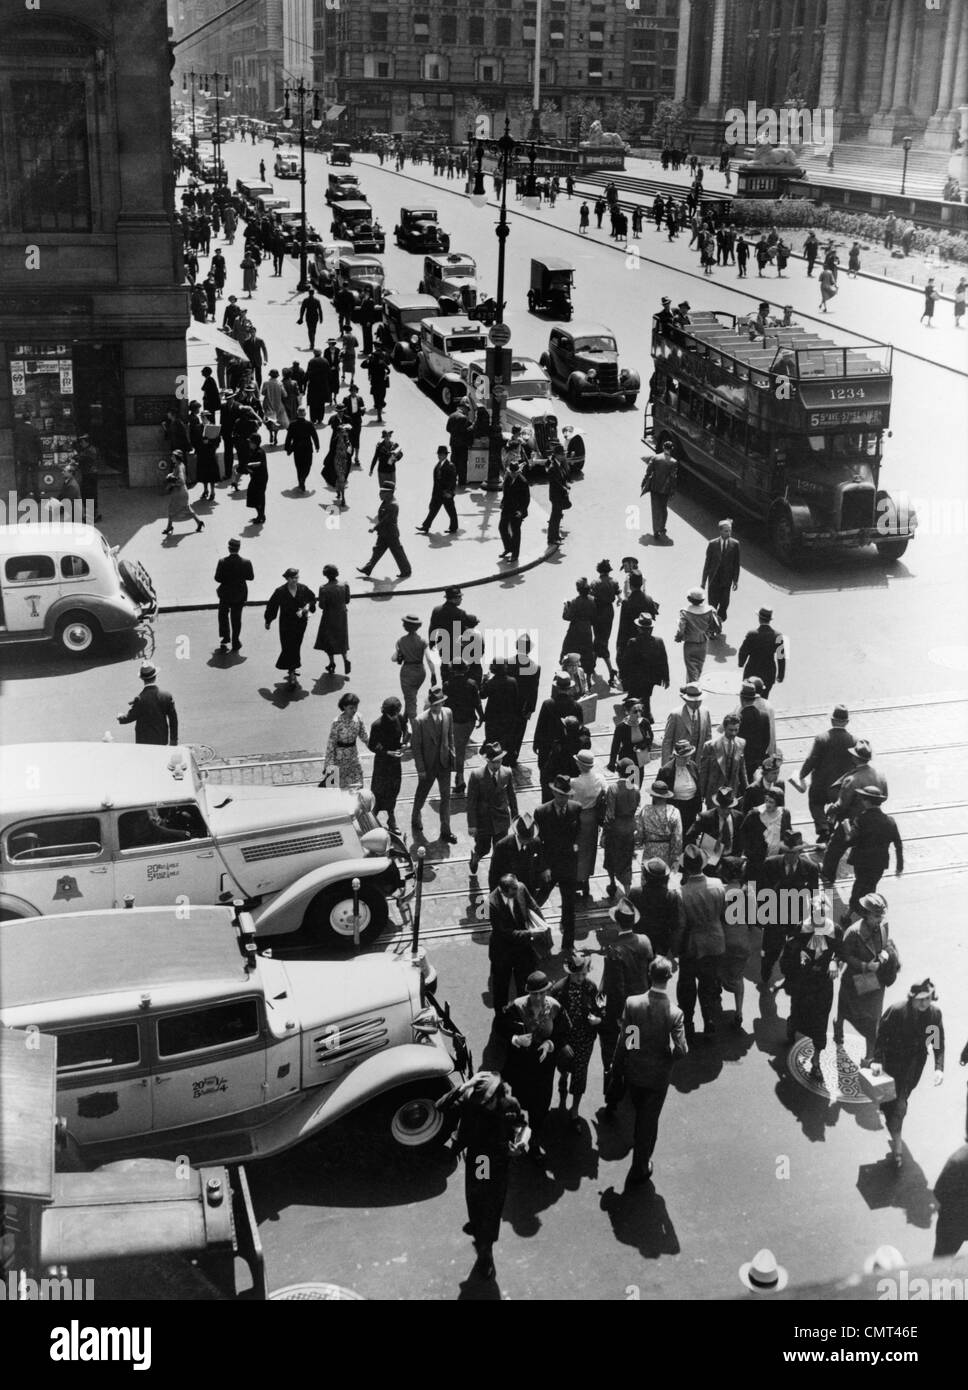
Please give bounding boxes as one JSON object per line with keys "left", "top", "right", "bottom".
{"left": 467, "top": 743, "right": 518, "bottom": 874}
{"left": 410, "top": 687, "right": 457, "bottom": 843}
{"left": 214, "top": 537, "right": 254, "bottom": 653}
{"left": 357, "top": 486, "right": 412, "bottom": 579}
{"left": 733, "top": 683, "right": 771, "bottom": 778}
{"left": 615, "top": 570, "right": 660, "bottom": 662}
{"left": 738, "top": 607, "right": 786, "bottom": 696}
{"left": 489, "top": 813, "right": 544, "bottom": 894}
{"left": 675, "top": 589, "right": 721, "bottom": 680}
{"left": 633, "top": 857, "right": 682, "bottom": 958}
{"left": 429, "top": 586, "right": 478, "bottom": 685}
{"left": 533, "top": 775, "right": 581, "bottom": 951}
{"left": 821, "top": 738, "right": 888, "bottom": 887}
{"left": 501, "top": 970, "right": 572, "bottom": 1161}
{"left": 687, "top": 786, "right": 743, "bottom": 860}
{"left": 617, "top": 612, "right": 669, "bottom": 721}
{"left": 661, "top": 683, "right": 712, "bottom": 764}
{"left": 676, "top": 844, "right": 726, "bottom": 1042}
{"left": 793, "top": 704, "right": 856, "bottom": 841}
{"left": 533, "top": 675, "right": 583, "bottom": 799}
{"left": 657, "top": 738, "right": 702, "bottom": 836}
{"left": 416, "top": 445, "right": 459, "bottom": 536}
{"left": 699, "top": 716, "right": 748, "bottom": 808}
{"left": 639, "top": 442, "right": 678, "bottom": 538}
{"left": 117, "top": 664, "right": 179, "bottom": 745}
{"left": 760, "top": 830, "right": 821, "bottom": 990}
{"left": 701, "top": 519, "right": 741, "bottom": 626}
{"left": 600, "top": 896, "right": 654, "bottom": 1110}
{"left": 487, "top": 873, "right": 547, "bottom": 1011}
{"left": 609, "top": 957, "right": 688, "bottom": 1180}
{"left": 843, "top": 786, "right": 903, "bottom": 923}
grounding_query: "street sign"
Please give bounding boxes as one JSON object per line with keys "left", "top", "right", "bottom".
{"left": 488, "top": 322, "right": 511, "bottom": 347}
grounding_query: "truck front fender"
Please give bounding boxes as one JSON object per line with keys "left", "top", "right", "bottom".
{"left": 250, "top": 856, "right": 393, "bottom": 936}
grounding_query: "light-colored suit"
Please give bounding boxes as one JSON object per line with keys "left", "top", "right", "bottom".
{"left": 699, "top": 733, "right": 749, "bottom": 807}
{"left": 410, "top": 707, "right": 456, "bottom": 834}
{"left": 661, "top": 705, "right": 712, "bottom": 764}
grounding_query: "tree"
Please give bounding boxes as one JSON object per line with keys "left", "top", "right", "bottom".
{"left": 460, "top": 94, "right": 492, "bottom": 139}
{"left": 650, "top": 98, "right": 687, "bottom": 148}
{"left": 602, "top": 98, "right": 636, "bottom": 140}
{"left": 540, "top": 97, "right": 562, "bottom": 140}
{"left": 572, "top": 98, "right": 603, "bottom": 141}
{"left": 509, "top": 95, "right": 535, "bottom": 139}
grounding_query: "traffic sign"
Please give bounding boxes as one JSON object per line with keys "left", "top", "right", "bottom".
{"left": 488, "top": 322, "right": 511, "bottom": 347}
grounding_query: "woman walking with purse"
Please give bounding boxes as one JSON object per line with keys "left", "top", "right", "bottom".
{"left": 870, "top": 979, "right": 945, "bottom": 1171}
{"left": 551, "top": 953, "right": 603, "bottom": 1128}
{"left": 833, "top": 892, "right": 898, "bottom": 1065}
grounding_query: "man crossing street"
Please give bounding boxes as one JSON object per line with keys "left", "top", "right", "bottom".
{"left": 214, "top": 538, "right": 254, "bottom": 653}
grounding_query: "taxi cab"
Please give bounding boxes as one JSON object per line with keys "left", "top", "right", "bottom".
{"left": 415, "top": 318, "right": 487, "bottom": 410}
{"left": 0, "top": 742, "right": 412, "bottom": 948}
{"left": 0, "top": 906, "right": 470, "bottom": 1163}
{"left": 0, "top": 523, "right": 155, "bottom": 656}
{"left": 274, "top": 153, "right": 300, "bottom": 179}
{"left": 418, "top": 252, "right": 479, "bottom": 313}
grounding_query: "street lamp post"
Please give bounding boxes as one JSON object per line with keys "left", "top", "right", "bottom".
{"left": 182, "top": 70, "right": 202, "bottom": 174}
{"left": 284, "top": 79, "right": 323, "bottom": 291}
{"left": 469, "top": 118, "right": 517, "bottom": 488}
{"left": 900, "top": 134, "right": 913, "bottom": 196}
{"left": 203, "top": 71, "right": 231, "bottom": 188}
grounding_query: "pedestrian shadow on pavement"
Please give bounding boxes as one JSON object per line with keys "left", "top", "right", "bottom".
{"left": 457, "top": 1266, "right": 503, "bottom": 1301}
{"left": 206, "top": 649, "right": 247, "bottom": 669}
{"left": 311, "top": 672, "right": 346, "bottom": 696}
{"left": 258, "top": 682, "right": 312, "bottom": 708}
{"left": 599, "top": 1185, "right": 681, "bottom": 1260}
{"left": 671, "top": 1045, "right": 725, "bottom": 1093}
{"left": 544, "top": 1107, "right": 600, "bottom": 1190}
{"left": 856, "top": 1151, "right": 936, "bottom": 1230}
{"left": 769, "top": 1058, "right": 841, "bottom": 1142}
{"left": 504, "top": 1156, "right": 567, "bottom": 1238}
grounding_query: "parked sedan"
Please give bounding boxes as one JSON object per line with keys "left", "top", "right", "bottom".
{"left": 539, "top": 322, "right": 640, "bottom": 408}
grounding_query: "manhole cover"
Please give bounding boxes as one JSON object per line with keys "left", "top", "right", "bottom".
{"left": 269, "top": 1283, "right": 366, "bottom": 1300}
{"left": 786, "top": 1035, "right": 872, "bottom": 1105}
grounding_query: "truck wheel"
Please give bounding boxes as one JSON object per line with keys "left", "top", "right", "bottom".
{"left": 302, "top": 881, "right": 388, "bottom": 948}
{"left": 386, "top": 1081, "right": 448, "bottom": 1148}
{"left": 55, "top": 612, "right": 102, "bottom": 656}
{"left": 875, "top": 538, "right": 909, "bottom": 562}
{"left": 769, "top": 510, "right": 800, "bottom": 566}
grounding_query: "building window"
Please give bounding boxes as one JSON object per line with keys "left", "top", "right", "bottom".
{"left": 661, "top": 67, "right": 676, "bottom": 87}
{"left": 632, "top": 30, "right": 656, "bottom": 51}
{"left": 9, "top": 78, "right": 92, "bottom": 232}
{"left": 370, "top": 10, "right": 388, "bottom": 42}
{"left": 631, "top": 65, "right": 656, "bottom": 90}
{"left": 589, "top": 22, "right": 605, "bottom": 46}
{"left": 549, "top": 23, "right": 565, "bottom": 48}
{"left": 413, "top": 14, "right": 430, "bottom": 43}
{"left": 422, "top": 54, "right": 450, "bottom": 81}
{"left": 496, "top": 17, "right": 512, "bottom": 47}
{"left": 476, "top": 57, "right": 502, "bottom": 82}
{"left": 469, "top": 16, "right": 485, "bottom": 45}
{"left": 523, "top": 21, "right": 536, "bottom": 42}
{"left": 363, "top": 54, "right": 395, "bottom": 80}
{"left": 588, "top": 65, "right": 603, "bottom": 87}
{"left": 441, "top": 13, "right": 458, "bottom": 44}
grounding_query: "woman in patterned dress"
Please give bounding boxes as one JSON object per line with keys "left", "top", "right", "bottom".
{"left": 551, "top": 953, "right": 603, "bottom": 1128}
{"left": 635, "top": 779, "right": 683, "bottom": 875}
{"left": 393, "top": 614, "right": 430, "bottom": 744}
{"left": 602, "top": 758, "right": 641, "bottom": 897}
{"left": 323, "top": 691, "right": 367, "bottom": 789}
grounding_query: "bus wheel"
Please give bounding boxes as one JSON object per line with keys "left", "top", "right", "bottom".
{"left": 875, "top": 538, "right": 908, "bottom": 563}
{"left": 769, "top": 510, "right": 800, "bottom": 565}
{"left": 302, "top": 881, "right": 388, "bottom": 948}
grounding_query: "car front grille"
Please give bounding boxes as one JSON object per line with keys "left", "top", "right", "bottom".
{"left": 594, "top": 363, "right": 618, "bottom": 390}
{"left": 241, "top": 831, "right": 344, "bottom": 863}
{"left": 310, "top": 1016, "right": 389, "bottom": 1065}
{"left": 840, "top": 486, "right": 875, "bottom": 531}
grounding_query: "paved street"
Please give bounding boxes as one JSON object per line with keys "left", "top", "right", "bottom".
{"left": 5, "top": 134, "right": 968, "bottom": 1301}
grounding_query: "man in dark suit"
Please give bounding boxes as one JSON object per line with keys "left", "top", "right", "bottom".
{"left": 844, "top": 787, "right": 904, "bottom": 921}
{"left": 533, "top": 776, "right": 581, "bottom": 951}
{"left": 417, "top": 446, "right": 459, "bottom": 535}
{"left": 615, "top": 572, "right": 660, "bottom": 662}
{"left": 466, "top": 742, "right": 518, "bottom": 874}
{"left": 429, "top": 585, "right": 478, "bottom": 684}
{"left": 410, "top": 687, "right": 457, "bottom": 843}
{"left": 687, "top": 787, "right": 743, "bottom": 856}
{"left": 701, "top": 518, "right": 741, "bottom": 623}
{"left": 820, "top": 739, "right": 888, "bottom": 887}
{"left": 600, "top": 897, "right": 655, "bottom": 1105}
{"left": 117, "top": 663, "right": 179, "bottom": 745}
{"left": 735, "top": 684, "right": 771, "bottom": 777}
{"left": 445, "top": 405, "right": 475, "bottom": 488}
{"left": 759, "top": 831, "right": 820, "bottom": 986}
{"left": 214, "top": 538, "right": 254, "bottom": 652}
{"left": 533, "top": 675, "right": 583, "bottom": 773}
{"left": 738, "top": 606, "right": 786, "bottom": 696}
{"left": 699, "top": 717, "right": 748, "bottom": 806}
{"left": 283, "top": 408, "right": 319, "bottom": 491}
{"left": 488, "top": 873, "right": 546, "bottom": 1011}
{"left": 610, "top": 957, "right": 688, "bottom": 1181}
{"left": 357, "top": 487, "right": 412, "bottom": 579}
{"left": 498, "top": 459, "right": 530, "bottom": 561}
{"left": 640, "top": 443, "right": 678, "bottom": 538}
{"left": 506, "top": 635, "right": 540, "bottom": 766}
{"left": 793, "top": 704, "right": 856, "bottom": 840}
{"left": 489, "top": 815, "right": 545, "bottom": 893}
{"left": 618, "top": 614, "right": 669, "bottom": 721}
{"left": 297, "top": 287, "right": 323, "bottom": 349}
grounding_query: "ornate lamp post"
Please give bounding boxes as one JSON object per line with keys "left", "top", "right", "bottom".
{"left": 900, "top": 134, "right": 913, "bottom": 196}
{"left": 470, "top": 118, "right": 517, "bottom": 488}
{"left": 202, "top": 71, "right": 231, "bottom": 187}
{"left": 182, "top": 70, "right": 203, "bottom": 173}
{"left": 283, "top": 80, "right": 323, "bottom": 291}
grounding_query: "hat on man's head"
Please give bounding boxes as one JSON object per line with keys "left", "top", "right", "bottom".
{"left": 832, "top": 704, "right": 850, "bottom": 723}
{"left": 643, "top": 857, "right": 671, "bottom": 879}
{"left": 908, "top": 978, "right": 937, "bottom": 1001}
{"left": 682, "top": 844, "right": 706, "bottom": 873}
{"left": 674, "top": 738, "right": 695, "bottom": 756}
{"left": 687, "top": 587, "right": 706, "bottom": 604}
{"left": 634, "top": 613, "right": 654, "bottom": 629}
{"left": 661, "top": 297, "right": 672, "bottom": 306}
{"left": 481, "top": 742, "right": 504, "bottom": 761}
{"left": 678, "top": 301, "right": 691, "bottom": 310}
{"left": 609, "top": 898, "right": 640, "bottom": 928}
{"left": 402, "top": 614, "right": 422, "bottom": 628}
{"left": 551, "top": 774, "right": 573, "bottom": 795}
{"left": 713, "top": 787, "right": 739, "bottom": 809}
{"left": 680, "top": 683, "right": 703, "bottom": 703}
{"left": 513, "top": 813, "right": 535, "bottom": 839}
{"left": 855, "top": 785, "right": 887, "bottom": 802}
{"left": 426, "top": 687, "right": 446, "bottom": 706}
{"left": 849, "top": 739, "right": 873, "bottom": 762}
{"left": 227, "top": 538, "right": 241, "bottom": 551}
{"left": 780, "top": 830, "right": 804, "bottom": 851}
{"left": 139, "top": 663, "right": 157, "bottom": 682}
{"left": 758, "top": 607, "right": 773, "bottom": 621}
{"left": 575, "top": 749, "right": 595, "bottom": 770}
{"left": 552, "top": 672, "right": 574, "bottom": 692}
{"left": 740, "top": 680, "right": 757, "bottom": 701}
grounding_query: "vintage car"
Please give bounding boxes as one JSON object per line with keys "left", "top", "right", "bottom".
{"left": 540, "top": 322, "right": 640, "bottom": 409}
{"left": 334, "top": 254, "right": 386, "bottom": 315}
{"left": 273, "top": 208, "right": 320, "bottom": 255}
{"left": 255, "top": 193, "right": 290, "bottom": 216}
{"left": 0, "top": 742, "right": 414, "bottom": 948}
{"left": 380, "top": 293, "right": 441, "bottom": 374}
{"left": 415, "top": 317, "right": 488, "bottom": 409}
{"left": 330, "top": 198, "right": 385, "bottom": 253}
{"left": 527, "top": 257, "right": 574, "bottom": 320}
{"left": 309, "top": 239, "right": 356, "bottom": 295}
{"left": 274, "top": 152, "right": 300, "bottom": 179}
{"left": 0, "top": 905, "right": 469, "bottom": 1164}
{"left": 418, "top": 252, "right": 479, "bottom": 313}
{"left": 235, "top": 179, "right": 274, "bottom": 201}
{"left": 0, "top": 523, "right": 155, "bottom": 657}
{"left": 326, "top": 171, "right": 361, "bottom": 203}
{"left": 330, "top": 142, "right": 352, "bottom": 166}
{"left": 462, "top": 356, "right": 560, "bottom": 469}
{"left": 394, "top": 207, "right": 450, "bottom": 253}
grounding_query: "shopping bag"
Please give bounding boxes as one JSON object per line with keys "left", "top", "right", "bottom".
{"left": 857, "top": 1067, "right": 896, "bottom": 1103}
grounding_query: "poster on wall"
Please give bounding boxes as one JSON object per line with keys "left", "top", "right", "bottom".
{"left": 7, "top": 342, "right": 77, "bottom": 468}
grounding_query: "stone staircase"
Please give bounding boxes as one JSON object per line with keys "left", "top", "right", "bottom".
{"left": 576, "top": 171, "right": 731, "bottom": 206}
{"left": 803, "top": 142, "right": 955, "bottom": 199}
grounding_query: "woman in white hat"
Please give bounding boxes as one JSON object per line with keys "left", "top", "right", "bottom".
{"left": 570, "top": 747, "right": 608, "bottom": 898}
{"left": 833, "top": 893, "right": 895, "bottom": 1065}
{"left": 635, "top": 780, "right": 683, "bottom": 873}
{"left": 674, "top": 587, "right": 721, "bottom": 681}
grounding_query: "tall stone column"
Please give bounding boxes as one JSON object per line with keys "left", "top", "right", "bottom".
{"left": 951, "top": 4, "right": 968, "bottom": 109}
{"left": 838, "top": 0, "right": 868, "bottom": 139}
{"left": 889, "top": 0, "right": 917, "bottom": 115}
{"left": 817, "top": 0, "right": 846, "bottom": 109}
{"left": 877, "top": 0, "right": 902, "bottom": 115}
{"left": 674, "top": 0, "right": 693, "bottom": 105}
{"left": 699, "top": 0, "right": 728, "bottom": 120}
{"left": 931, "top": 0, "right": 963, "bottom": 116}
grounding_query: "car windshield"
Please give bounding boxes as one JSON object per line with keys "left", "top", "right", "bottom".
{"left": 447, "top": 335, "right": 487, "bottom": 351}
{"left": 353, "top": 268, "right": 383, "bottom": 280}
{"left": 442, "top": 264, "right": 475, "bottom": 278}
{"left": 573, "top": 336, "right": 616, "bottom": 353}
{"left": 410, "top": 211, "right": 435, "bottom": 220}
{"left": 507, "top": 378, "right": 551, "bottom": 400}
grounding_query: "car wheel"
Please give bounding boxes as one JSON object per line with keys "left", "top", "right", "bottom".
{"left": 55, "top": 612, "right": 101, "bottom": 656}
{"left": 769, "top": 509, "right": 800, "bottom": 566}
{"left": 439, "top": 382, "right": 457, "bottom": 410}
{"left": 385, "top": 1081, "right": 449, "bottom": 1148}
{"left": 624, "top": 394, "right": 638, "bottom": 409}
{"left": 875, "top": 538, "right": 909, "bottom": 563}
{"left": 302, "top": 881, "right": 389, "bottom": 948}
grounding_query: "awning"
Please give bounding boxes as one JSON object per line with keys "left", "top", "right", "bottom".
{"left": 186, "top": 322, "right": 249, "bottom": 361}
{"left": 326, "top": 105, "right": 346, "bottom": 122}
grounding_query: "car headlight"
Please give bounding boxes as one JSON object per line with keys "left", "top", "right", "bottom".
{"left": 587, "top": 368, "right": 597, "bottom": 381}
{"left": 359, "top": 827, "right": 390, "bottom": 855}
{"left": 620, "top": 369, "right": 629, "bottom": 379}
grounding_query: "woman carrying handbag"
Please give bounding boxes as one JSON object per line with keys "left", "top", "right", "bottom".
{"left": 833, "top": 892, "right": 898, "bottom": 1065}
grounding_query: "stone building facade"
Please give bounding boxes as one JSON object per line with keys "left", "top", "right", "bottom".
{"left": 0, "top": 0, "right": 187, "bottom": 490}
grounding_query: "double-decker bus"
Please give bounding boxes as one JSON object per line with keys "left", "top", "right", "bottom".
{"left": 646, "top": 309, "right": 915, "bottom": 565}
